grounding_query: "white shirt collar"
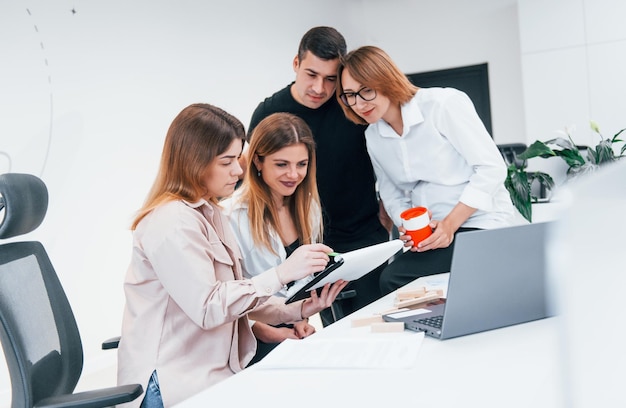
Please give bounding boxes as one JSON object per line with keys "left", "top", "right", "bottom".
{"left": 374, "top": 95, "right": 425, "bottom": 138}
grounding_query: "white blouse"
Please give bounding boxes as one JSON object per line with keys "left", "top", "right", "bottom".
{"left": 221, "top": 190, "right": 321, "bottom": 298}
{"left": 365, "top": 87, "right": 516, "bottom": 229}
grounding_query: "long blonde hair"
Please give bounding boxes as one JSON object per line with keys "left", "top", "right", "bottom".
{"left": 132, "top": 103, "right": 245, "bottom": 230}
{"left": 238, "top": 112, "right": 322, "bottom": 253}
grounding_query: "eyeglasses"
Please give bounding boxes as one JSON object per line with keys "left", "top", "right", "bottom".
{"left": 339, "top": 87, "right": 377, "bottom": 106}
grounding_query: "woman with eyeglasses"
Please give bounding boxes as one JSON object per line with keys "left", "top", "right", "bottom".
{"left": 336, "top": 46, "right": 518, "bottom": 295}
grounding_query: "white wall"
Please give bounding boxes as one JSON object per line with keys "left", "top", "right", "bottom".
{"left": 0, "top": 0, "right": 532, "bottom": 403}
{"left": 519, "top": 0, "right": 626, "bottom": 152}
{"left": 349, "top": 0, "right": 526, "bottom": 144}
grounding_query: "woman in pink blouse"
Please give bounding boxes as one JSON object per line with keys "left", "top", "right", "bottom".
{"left": 117, "top": 103, "right": 345, "bottom": 408}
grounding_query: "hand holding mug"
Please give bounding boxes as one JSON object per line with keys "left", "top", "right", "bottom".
{"left": 400, "top": 207, "right": 433, "bottom": 249}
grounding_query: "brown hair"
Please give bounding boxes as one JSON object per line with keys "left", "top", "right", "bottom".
{"left": 337, "top": 45, "right": 418, "bottom": 125}
{"left": 297, "top": 26, "right": 347, "bottom": 61}
{"left": 238, "top": 112, "right": 322, "bottom": 253}
{"left": 131, "top": 103, "right": 245, "bottom": 230}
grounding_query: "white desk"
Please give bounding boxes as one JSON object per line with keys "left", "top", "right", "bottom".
{"left": 176, "top": 275, "right": 564, "bottom": 408}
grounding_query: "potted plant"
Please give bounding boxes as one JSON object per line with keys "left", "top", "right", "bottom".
{"left": 504, "top": 121, "right": 625, "bottom": 222}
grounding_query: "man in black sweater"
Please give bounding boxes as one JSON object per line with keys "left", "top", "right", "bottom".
{"left": 248, "top": 26, "right": 391, "bottom": 326}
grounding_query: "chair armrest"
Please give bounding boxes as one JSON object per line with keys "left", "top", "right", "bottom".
{"left": 101, "top": 336, "right": 121, "bottom": 350}
{"left": 335, "top": 289, "right": 356, "bottom": 300}
{"left": 34, "top": 384, "right": 143, "bottom": 408}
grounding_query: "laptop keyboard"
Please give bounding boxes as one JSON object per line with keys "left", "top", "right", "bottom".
{"left": 415, "top": 315, "right": 443, "bottom": 329}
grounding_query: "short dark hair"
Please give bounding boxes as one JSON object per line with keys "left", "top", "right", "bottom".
{"left": 297, "top": 26, "right": 347, "bottom": 61}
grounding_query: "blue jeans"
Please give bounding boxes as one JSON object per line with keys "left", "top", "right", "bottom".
{"left": 140, "top": 370, "right": 163, "bottom": 408}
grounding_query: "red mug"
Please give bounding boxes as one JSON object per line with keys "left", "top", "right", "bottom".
{"left": 400, "top": 206, "right": 432, "bottom": 246}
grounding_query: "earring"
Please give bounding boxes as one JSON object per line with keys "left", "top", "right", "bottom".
{"left": 257, "top": 170, "right": 261, "bottom": 177}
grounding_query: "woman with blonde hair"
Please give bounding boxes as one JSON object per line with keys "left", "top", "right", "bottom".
{"left": 337, "top": 46, "right": 517, "bottom": 295}
{"left": 118, "top": 104, "right": 342, "bottom": 407}
{"left": 223, "top": 112, "right": 347, "bottom": 364}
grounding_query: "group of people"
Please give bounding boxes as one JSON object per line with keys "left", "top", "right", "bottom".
{"left": 116, "top": 26, "right": 518, "bottom": 408}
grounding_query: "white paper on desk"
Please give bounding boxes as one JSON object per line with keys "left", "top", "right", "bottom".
{"left": 255, "top": 332, "right": 425, "bottom": 370}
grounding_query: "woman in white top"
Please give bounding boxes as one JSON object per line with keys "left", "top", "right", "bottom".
{"left": 118, "top": 104, "right": 344, "bottom": 408}
{"left": 336, "top": 46, "right": 517, "bottom": 295}
{"left": 223, "top": 112, "right": 347, "bottom": 364}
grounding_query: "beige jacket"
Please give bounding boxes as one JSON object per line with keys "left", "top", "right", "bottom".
{"left": 117, "top": 199, "right": 303, "bottom": 407}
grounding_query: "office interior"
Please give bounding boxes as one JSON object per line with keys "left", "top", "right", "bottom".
{"left": 1, "top": 0, "right": 625, "bottom": 406}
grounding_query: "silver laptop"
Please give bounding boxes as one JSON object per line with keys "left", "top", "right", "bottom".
{"left": 383, "top": 222, "right": 553, "bottom": 340}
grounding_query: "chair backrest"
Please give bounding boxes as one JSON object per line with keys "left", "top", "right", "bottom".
{"left": 0, "top": 173, "right": 84, "bottom": 408}
{"left": 497, "top": 143, "right": 527, "bottom": 168}
{"left": 0, "top": 173, "right": 48, "bottom": 240}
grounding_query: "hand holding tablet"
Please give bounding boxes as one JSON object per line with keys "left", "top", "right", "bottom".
{"left": 285, "top": 239, "right": 404, "bottom": 304}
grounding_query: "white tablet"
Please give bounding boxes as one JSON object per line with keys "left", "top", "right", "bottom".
{"left": 285, "top": 239, "right": 403, "bottom": 304}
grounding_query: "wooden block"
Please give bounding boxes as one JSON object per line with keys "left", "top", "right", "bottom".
{"left": 394, "top": 291, "right": 441, "bottom": 308}
{"left": 376, "top": 307, "right": 403, "bottom": 316}
{"left": 371, "top": 322, "right": 405, "bottom": 333}
{"left": 351, "top": 314, "right": 384, "bottom": 327}
{"left": 396, "top": 286, "right": 427, "bottom": 301}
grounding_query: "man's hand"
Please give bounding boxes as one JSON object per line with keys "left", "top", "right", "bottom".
{"left": 378, "top": 200, "right": 394, "bottom": 234}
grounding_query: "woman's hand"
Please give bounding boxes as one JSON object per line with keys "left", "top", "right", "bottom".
{"left": 410, "top": 203, "right": 476, "bottom": 252}
{"left": 300, "top": 280, "right": 349, "bottom": 318}
{"left": 401, "top": 217, "right": 455, "bottom": 252}
{"left": 251, "top": 321, "right": 298, "bottom": 343}
{"left": 415, "top": 218, "right": 455, "bottom": 251}
{"left": 293, "top": 320, "right": 316, "bottom": 339}
{"left": 397, "top": 225, "right": 416, "bottom": 250}
{"left": 276, "top": 243, "right": 333, "bottom": 284}
{"left": 398, "top": 208, "right": 435, "bottom": 251}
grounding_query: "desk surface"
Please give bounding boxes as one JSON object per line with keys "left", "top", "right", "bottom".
{"left": 176, "top": 275, "right": 564, "bottom": 408}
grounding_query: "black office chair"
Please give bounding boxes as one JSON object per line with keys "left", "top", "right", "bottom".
{"left": 497, "top": 143, "right": 527, "bottom": 168}
{"left": 0, "top": 173, "right": 143, "bottom": 408}
{"left": 329, "top": 289, "right": 357, "bottom": 321}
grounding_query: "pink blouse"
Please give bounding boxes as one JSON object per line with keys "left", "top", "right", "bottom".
{"left": 117, "top": 199, "right": 303, "bottom": 407}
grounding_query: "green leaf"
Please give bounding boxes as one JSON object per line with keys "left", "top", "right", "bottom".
{"left": 567, "top": 162, "right": 597, "bottom": 178}
{"left": 612, "top": 128, "right": 625, "bottom": 143}
{"left": 527, "top": 171, "right": 554, "bottom": 202}
{"left": 553, "top": 148, "right": 586, "bottom": 167}
{"left": 544, "top": 137, "right": 578, "bottom": 151}
{"left": 529, "top": 171, "right": 555, "bottom": 190}
{"left": 595, "top": 139, "right": 616, "bottom": 164}
{"left": 587, "top": 146, "right": 599, "bottom": 164}
{"left": 518, "top": 141, "right": 555, "bottom": 160}
{"left": 505, "top": 164, "right": 532, "bottom": 222}
{"left": 536, "top": 137, "right": 585, "bottom": 167}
